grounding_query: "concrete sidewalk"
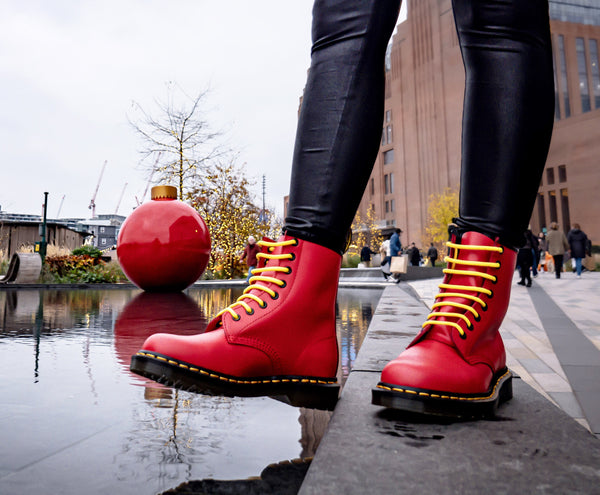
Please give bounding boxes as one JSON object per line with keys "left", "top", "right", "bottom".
{"left": 408, "top": 271, "right": 600, "bottom": 434}
{"left": 300, "top": 271, "right": 600, "bottom": 494}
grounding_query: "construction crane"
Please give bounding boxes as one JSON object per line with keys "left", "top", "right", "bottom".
{"left": 56, "top": 194, "right": 66, "bottom": 218}
{"left": 89, "top": 160, "right": 107, "bottom": 218}
{"left": 114, "top": 183, "right": 128, "bottom": 215}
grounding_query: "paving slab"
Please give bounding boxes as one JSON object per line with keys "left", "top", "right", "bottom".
{"left": 300, "top": 285, "right": 600, "bottom": 495}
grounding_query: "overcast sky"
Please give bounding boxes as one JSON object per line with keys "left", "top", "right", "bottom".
{"left": 1, "top": 1, "right": 406, "bottom": 220}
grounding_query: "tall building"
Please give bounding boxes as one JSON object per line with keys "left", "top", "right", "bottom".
{"left": 357, "top": 0, "right": 600, "bottom": 246}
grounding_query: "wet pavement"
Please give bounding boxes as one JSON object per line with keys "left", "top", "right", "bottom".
{"left": 301, "top": 271, "right": 600, "bottom": 494}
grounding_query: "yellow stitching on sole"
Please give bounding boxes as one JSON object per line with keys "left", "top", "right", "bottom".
{"left": 377, "top": 370, "right": 510, "bottom": 402}
{"left": 141, "top": 353, "right": 337, "bottom": 385}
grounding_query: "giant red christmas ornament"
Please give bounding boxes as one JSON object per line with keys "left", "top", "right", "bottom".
{"left": 117, "top": 185, "right": 211, "bottom": 292}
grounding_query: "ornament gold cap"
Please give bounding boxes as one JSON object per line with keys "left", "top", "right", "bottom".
{"left": 151, "top": 185, "right": 178, "bottom": 200}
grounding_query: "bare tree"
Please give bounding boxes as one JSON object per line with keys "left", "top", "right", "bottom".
{"left": 129, "top": 84, "right": 227, "bottom": 200}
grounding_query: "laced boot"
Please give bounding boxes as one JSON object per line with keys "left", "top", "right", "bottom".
{"left": 372, "top": 228, "right": 516, "bottom": 417}
{"left": 130, "top": 235, "right": 341, "bottom": 410}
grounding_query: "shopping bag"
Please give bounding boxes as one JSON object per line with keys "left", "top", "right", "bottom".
{"left": 390, "top": 255, "right": 408, "bottom": 274}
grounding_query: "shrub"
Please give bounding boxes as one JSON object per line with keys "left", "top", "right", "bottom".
{"left": 72, "top": 245, "right": 103, "bottom": 258}
{"left": 44, "top": 255, "right": 123, "bottom": 283}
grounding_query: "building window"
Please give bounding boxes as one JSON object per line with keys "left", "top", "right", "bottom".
{"left": 386, "top": 125, "right": 392, "bottom": 144}
{"left": 383, "top": 149, "right": 394, "bottom": 164}
{"left": 558, "top": 35, "right": 570, "bottom": 118}
{"left": 549, "top": 190, "right": 558, "bottom": 223}
{"left": 100, "top": 226, "right": 105, "bottom": 233}
{"left": 390, "top": 199, "right": 395, "bottom": 213}
{"left": 589, "top": 39, "right": 600, "bottom": 110}
{"left": 389, "top": 173, "right": 394, "bottom": 194}
{"left": 546, "top": 167, "right": 555, "bottom": 185}
{"left": 537, "top": 193, "right": 546, "bottom": 230}
{"left": 101, "top": 238, "right": 107, "bottom": 245}
{"left": 558, "top": 164, "right": 567, "bottom": 183}
{"left": 370, "top": 178, "right": 375, "bottom": 196}
{"left": 561, "top": 189, "right": 571, "bottom": 230}
{"left": 385, "top": 201, "right": 389, "bottom": 213}
{"left": 386, "top": 110, "right": 392, "bottom": 123}
{"left": 381, "top": 129, "right": 386, "bottom": 146}
{"left": 553, "top": 47, "right": 561, "bottom": 120}
{"left": 576, "top": 38, "right": 591, "bottom": 113}
{"left": 384, "top": 174, "right": 389, "bottom": 195}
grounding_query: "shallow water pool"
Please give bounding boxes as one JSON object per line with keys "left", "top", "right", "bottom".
{"left": 0, "top": 286, "right": 381, "bottom": 494}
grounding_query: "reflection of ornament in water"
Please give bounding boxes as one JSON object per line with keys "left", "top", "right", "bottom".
{"left": 117, "top": 185, "right": 211, "bottom": 292}
{"left": 114, "top": 291, "right": 207, "bottom": 385}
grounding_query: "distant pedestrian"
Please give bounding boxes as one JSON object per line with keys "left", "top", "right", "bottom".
{"left": 426, "top": 243, "right": 438, "bottom": 267}
{"left": 360, "top": 245, "right": 377, "bottom": 267}
{"left": 526, "top": 228, "right": 540, "bottom": 277}
{"left": 239, "top": 236, "right": 260, "bottom": 283}
{"left": 379, "top": 240, "right": 393, "bottom": 281}
{"left": 546, "top": 222, "right": 569, "bottom": 279}
{"left": 567, "top": 223, "right": 590, "bottom": 278}
{"left": 517, "top": 233, "right": 533, "bottom": 287}
{"left": 389, "top": 229, "right": 402, "bottom": 257}
{"left": 409, "top": 242, "right": 421, "bottom": 266}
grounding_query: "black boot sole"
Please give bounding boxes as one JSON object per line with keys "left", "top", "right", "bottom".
{"left": 371, "top": 368, "right": 512, "bottom": 418}
{"left": 130, "top": 351, "right": 340, "bottom": 410}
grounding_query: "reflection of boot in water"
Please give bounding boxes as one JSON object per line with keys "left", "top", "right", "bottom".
{"left": 298, "top": 407, "right": 333, "bottom": 458}
{"left": 161, "top": 458, "right": 311, "bottom": 495}
{"left": 131, "top": 236, "right": 341, "bottom": 410}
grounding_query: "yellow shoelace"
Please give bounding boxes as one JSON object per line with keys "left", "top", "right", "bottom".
{"left": 423, "top": 241, "right": 503, "bottom": 339}
{"left": 215, "top": 238, "right": 298, "bottom": 322}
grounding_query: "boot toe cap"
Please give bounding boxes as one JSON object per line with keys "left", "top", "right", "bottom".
{"left": 380, "top": 340, "right": 495, "bottom": 395}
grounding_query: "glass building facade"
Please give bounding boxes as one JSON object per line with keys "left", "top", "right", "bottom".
{"left": 549, "top": 0, "right": 600, "bottom": 26}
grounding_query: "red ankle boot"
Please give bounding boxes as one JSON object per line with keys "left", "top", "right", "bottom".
{"left": 372, "top": 229, "right": 516, "bottom": 417}
{"left": 130, "top": 235, "right": 341, "bottom": 410}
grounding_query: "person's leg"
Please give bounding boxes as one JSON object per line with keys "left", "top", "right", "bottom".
{"left": 575, "top": 257, "right": 583, "bottom": 276}
{"left": 131, "top": 0, "right": 401, "bottom": 410}
{"left": 373, "top": 0, "right": 554, "bottom": 417}
{"left": 554, "top": 255, "right": 563, "bottom": 278}
{"left": 285, "top": 0, "right": 401, "bottom": 253}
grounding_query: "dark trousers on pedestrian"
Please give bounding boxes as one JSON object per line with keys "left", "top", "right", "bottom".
{"left": 552, "top": 255, "right": 564, "bottom": 278}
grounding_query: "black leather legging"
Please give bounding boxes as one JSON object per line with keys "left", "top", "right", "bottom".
{"left": 284, "top": 0, "right": 554, "bottom": 254}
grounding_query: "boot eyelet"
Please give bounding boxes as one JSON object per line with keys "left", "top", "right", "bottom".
{"left": 245, "top": 308, "right": 255, "bottom": 316}
{"left": 285, "top": 267, "right": 292, "bottom": 274}
{"left": 459, "top": 332, "right": 467, "bottom": 340}
{"left": 496, "top": 261, "right": 501, "bottom": 268}
{"left": 271, "top": 292, "right": 279, "bottom": 301}
{"left": 260, "top": 301, "right": 267, "bottom": 309}
{"left": 292, "top": 238, "right": 299, "bottom": 246}
{"left": 279, "top": 280, "right": 287, "bottom": 289}
{"left": 481, "top": 304, "right": 488, "bottom": 311}
{"left": 488, "top": 291, "right": 494, "bottom": 299}
{"left": 232, "top": 314, "right": 241, "bottom": 321}
{"left": 474, "top": 314, "right": 481, "bottom": 322}
{"left": 491, "top": 277, "right": 498, "bottom": 284}
{"left": 467, "top": 322, "right": 474, "bottom": 331}
{"left": 288, "top": 253, "right": 296, "bottom": 261}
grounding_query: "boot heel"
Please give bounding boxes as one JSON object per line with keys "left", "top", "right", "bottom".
{"left": 275, "top": 383, "right": 340, "bottom": 411}
{"left": 498, "top": 372, "right": 513, "bottom": 404}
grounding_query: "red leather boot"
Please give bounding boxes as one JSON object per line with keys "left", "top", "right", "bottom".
{"left": 130, "top": 235, "right": 341, "bottom": 410}
{"left": 372, "top": 229, "right": 516, "bottom": 417}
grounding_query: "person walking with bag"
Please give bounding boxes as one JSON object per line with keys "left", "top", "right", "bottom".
{"left": 568, "top": 223, "right": 590, "bottom": 278}
{"left": 546, "top": 223, "right": 569, "bottom": 279}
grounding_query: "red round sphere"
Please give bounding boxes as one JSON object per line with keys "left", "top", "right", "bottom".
{"left": 117, "top": 186, "right": 211, "bottom": 292}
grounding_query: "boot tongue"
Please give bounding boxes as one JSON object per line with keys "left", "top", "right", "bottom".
{"left": 205, "top": 235, "right": 294, "bottom": 332}
{"left": 426, "top": 231, "right": 497, "bottom": 344}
